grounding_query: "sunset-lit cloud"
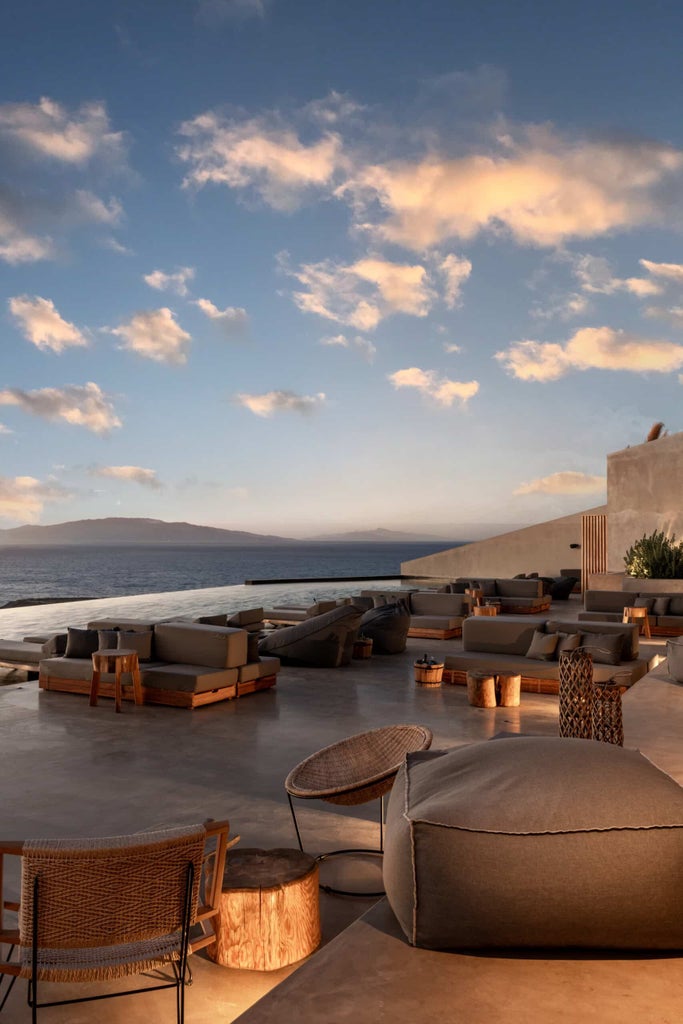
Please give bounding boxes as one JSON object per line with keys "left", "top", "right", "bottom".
{"left": 0, "top": 383, "right": 121, "bottom": 433}
{"left": 496, "top": 326, "right": 683, "bottom": 381}
{"left": 9, "top": 295, "right": 88, "bottom": 353}
{"left": 320, "top": 333, "right": 376, "bottom": 362}
{"left": 90, "top": 465, "right": 163, "bottom": 489}
{"left": 639, "top": 259, "right": 683, "bottom": 283}
{"left": 571, "top": 254, "right": 662, "bottom": 297}
{"left": 438, "top": 253, "right": 472, "bottom": 307}
{"left": 109, "top": 308, "right": 191, "bottom": 364}
{"left": 0, "top": 194, "right": 54, "bottom": 264}
{"left": 235, "top": 390, "right": 326, "bottom": 416}
{"left": 0, "top": 97, "right": 126, "bottom": 166}
{"left": 0, "top": 475, "right": 71, "bottom": 523}
{"left": 443, "top": 342, "right": 463, "bottom": 353}
{"left": 388, "top": 367, "right": 479, "bottom": 406}
{"left": 194, "top": 298, "right": 249, "bottom": 333}
{"left": 514, "top": 471, "right": 606, "bottom": 495}
{"left": 144, "top": 267, "right": 195, "bottom": 296}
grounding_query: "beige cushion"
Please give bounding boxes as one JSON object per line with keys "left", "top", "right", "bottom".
{"left": 556, "top": 631, "right": 582, "bottom": 654}
{"left": 525, "top": 630, "right": 558, "bottom": 661}
{"left": 153, "top": 622, "right": 247, "bottom": 668}
{"left": 141, "top": 664, "right": 238, "bottom": 694}
{"left": 384, "top": 737, "right": 683, "bottom": 950}
{"left": 238, "top": 657, "right": 280, "bottom": 683}
{"left": 580, "top": 631, "right": 624, "bottom": 665}
{"left": 117, "top": 630, "right": 154, "bottom": 662}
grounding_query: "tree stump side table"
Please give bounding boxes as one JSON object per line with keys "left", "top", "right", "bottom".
{"left": 90, "top": 648, "right": 143, "bottom": 713}
{"left": 466, "top": 671, "right": 497, "bottom": 708}
{"left": 496, "top": 672, "right": 521, "bottom": 707}
{"left": 353, "top": 637, "right": 373, "bottom": 660}
{"left": 207, "top": 848, "right": 321, "bottom": 971}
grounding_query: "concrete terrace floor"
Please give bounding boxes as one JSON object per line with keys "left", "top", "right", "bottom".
{"left": 0, "top": 596, "right": 681, "bottom": 1022}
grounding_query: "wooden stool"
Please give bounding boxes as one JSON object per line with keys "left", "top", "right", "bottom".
{"left": 496, "top": 672, "right": 521, "bottom": 707}
{"left": 353, "top": 637, "right": 373, "bottom": 659}
{"left": 622, "top": 606, "right": 651, "bottom": 638}
{"left": 207, "top": 848, "right": 320, "bottom": 971}
{"left": 466, "top": 671, "right": 497, "bottom": 708}
{"left": 414, "top": 660, "right": 444, "bottom": 686}
{"left": 90, "top": 649, "right": 143, "bottom": 713}
{"left": 473, "top": 605, "right": 498, "bottom": 617}
{"left": 465, "top": 588, "right": 484, "bottom": 607}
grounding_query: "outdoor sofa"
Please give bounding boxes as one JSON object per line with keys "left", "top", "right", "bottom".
{"left": 258, "top": 604, "right": 364, "bottom": 667}
{"left": 442, "top": 578, "right": 552, "bottom": 614}
{"left": 357, "top": 590, "right": 469, "bottom": 639}
{"left": 442, "top": 615, "right": 652, "bottom": 694}
{"left": 581, "top": 590, "right": 683, "bottom": 636}
{"left": 261, "top": 600, "right": 339, "bottom": 625}
{"left": 39, "top": 618, "right": 279, "bottom": 709}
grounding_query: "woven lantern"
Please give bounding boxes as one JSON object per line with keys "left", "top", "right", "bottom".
{"left": 558, "top": 648, "right": 593, "bottom": 740}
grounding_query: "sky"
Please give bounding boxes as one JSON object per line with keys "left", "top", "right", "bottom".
{"left": 1, "top": 0, "right": 683, "bottom": 539}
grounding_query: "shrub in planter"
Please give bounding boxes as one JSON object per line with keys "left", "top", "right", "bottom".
{"left": 624, "top": 530, "right": 683, "bottom": 579}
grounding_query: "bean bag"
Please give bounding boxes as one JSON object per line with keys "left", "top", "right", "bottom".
{"left": 359, "top": 602, "right": 410, "bottom": 654}
{"left": 258, "top": 604, "right": 363, "bottom": 668}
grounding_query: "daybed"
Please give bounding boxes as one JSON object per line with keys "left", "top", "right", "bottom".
{"left": 358, "top": 590, "right": 469, "bottom": 640}
{"left": 581, "top": 590, "right": 683, "bottom": 635}
{"left": 443, "top": 615, "right": 652, "bottom": 694}
{"left": 262, "top": 601, "right": 339, "bottom": 625}
{"left": 442, "top": 578, "right": 552, "bottom": 614}
{"left": 258, "top": 604, "right": 364, "bottom": 668}
{"left": 194, "top": 606, "right": 265, "bottom": 632}
{"left": 39, "top": 618, "right": 279, "bottom": 709}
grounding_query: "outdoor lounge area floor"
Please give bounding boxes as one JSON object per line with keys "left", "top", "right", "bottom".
{"left": 0, "top": 597, "right": 681, "bottom": 1022}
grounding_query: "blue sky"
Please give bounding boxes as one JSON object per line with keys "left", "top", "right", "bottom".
{"left": 1, "top": 0, "right": 682, "bottom": 538}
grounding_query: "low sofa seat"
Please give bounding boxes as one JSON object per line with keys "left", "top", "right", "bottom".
{"left": 359, "top": 590, "right": 468, "bottom": 640}
{"left": 443, "top": 578, "right": 552, "bottom": 614}
{"left": 258, "top": 604, "right": 363, "bottom": 667}
{"left": 262, "top": 600, "right": 339, "bottom": 625}
{"left": 443, "top": 616, "right": 651, "bottom": 694}
{"left": 39, "top": 619, "right": 279, "bottom": 709}
{"left": 581, "top": 590, "right": 683, "bottom": 636}
{"left": 194, "top": 606, "right": 265, "bottom": 632}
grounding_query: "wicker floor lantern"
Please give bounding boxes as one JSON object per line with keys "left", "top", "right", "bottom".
{"left": 592, "top": 673, "right": 630, "bottom": 747}
{"left": 558, "top": 648, "right": 594, "bottom": 739}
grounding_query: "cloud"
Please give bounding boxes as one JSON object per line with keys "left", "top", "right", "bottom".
{"left": 235, "top": 390, "right": 326, "bottom": 417}
{"left": 443, "top": 342, "right": 463, "bottom": 353}
{"left": 72, "top": 190, "right": 123, "bottom": 225}
{"left": 9, "top": 295, "right": 88, "bottom": 353}
{"left": 531, "top": 291, "right": 591, "bottom": 321}
{"left": 513, "top": 471, "right": 606, "bottom": 496}
{"left": 320, "top": 333, "right": 376, "bottom": 362}
{"left": 286, "top": 254, "right": 437, "bottom": 329}
{"left": 194, "top": 298, "right": 249, "bottom": 333}
{"left": 196, "top": 0, "right": 268, "bottom": 23}
{"left": 178, "top": 110, "right": 345, "bottom": 210}
{"left": 639, "top": 259, "right": 683, "bottom": 283}
{"left": 0, "top": 97, "right": 126, "bottom": 167}
{"left": 438, "top": 253, "right": 472, "bottom": 308}
{"left": 0, "top": 475, "right": 71, "bottom": 523}
{"left": 0, "top": 189, "right": 54, "bottom": 264}
{"left": 144, "top": 266, "right": 195, "bottom": 296}
{"left": 338, "top": 126, "right": 683, "bottom": 249}
{"left": 496, "top": 326, "right": 683, "bottom": 381}
{"left": 0, "top": 423, "right": 12, "bottom": 434}
{"left": 0, "top": 383, "right": 121, "bottom": 433}
{"left": 388, "top": 367, "right": 479, "bottom": 406}
{"left": 571, "top": 254, "right": 662, "bottom": 297}
{"left": 108, "top": 308, "right": 191, "bottom": 364}
{"left": 90, "top": 465, "right": 162, "bottom": 489}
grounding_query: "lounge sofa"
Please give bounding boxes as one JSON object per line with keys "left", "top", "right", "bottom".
{"left": 442, "top": 578, "right": 552, "bottom": 614}
{"left": 258, "top": 604, "right": 363, "bottom": 667}
{"left": 581, "top": 590, "right": 683, "bottom": 636}
{"left": 358, "top": 590, "right": 469, "bottom": 640}
{"left": 39, "top": 618, "right": 279, "bottom": 709}
{"left": 261, "top": 600, "right": 339, "bottom": 625}
{"left": 194, "top": 606, "right": 265, "bottom": 632}
{"left": 442, "top": 615, "right": 652, "bottom": 694}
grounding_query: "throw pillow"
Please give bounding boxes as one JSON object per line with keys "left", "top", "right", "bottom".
{"left": 653, "top": 597, "right": 670, "bottom": 616}
{"left": 634, "top": 597, "right": 655, "bottom": 612}
{"left": 555, "top": 631, "right": 582, "bottom": 655}
{"left": 667, "top": 596, "right": 683, "bottom": 616}
{"left": 40, "top": 632, "right": 68, "bottom": 657}
{"left": 526, "top": 630, "right": 559, "bottom": 661}
{"left": 117, "top": 630, "right": 154, "bottom": 662}
{"left": 97, "top": 629, "right": 120, "bottom": 651}
{"left": 666, "top": 639, "right": 683, "bottom": 682}
{"left": 580, "top": 632, "right": 624, "bottom": 666}
{"left": 247, "top": 632, "right": 260, "bottom": 662}
{"left": 64, "top": 627, "right": 100, "bottom": 659}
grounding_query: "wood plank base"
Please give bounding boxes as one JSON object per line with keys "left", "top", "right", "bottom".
{"left": 39, "top": 673, "right": 276, "bottom": 708}
{"left": 407, "top": 627, "right": 462, "bottom": 640}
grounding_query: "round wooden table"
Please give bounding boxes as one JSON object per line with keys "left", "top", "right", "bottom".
{"left": 89, "top": 648, "right": 143, "bottom": 713}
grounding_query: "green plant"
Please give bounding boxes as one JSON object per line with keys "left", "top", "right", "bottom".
{"left": 624, "top": 530, "right": 683, "bottom": 579}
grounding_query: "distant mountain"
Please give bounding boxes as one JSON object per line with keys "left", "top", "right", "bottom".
{"left": 307, "top": 527, "right": 461, "bottom": 543}
{"left": 0, "top": 517, "right": 298, "bottom": 547}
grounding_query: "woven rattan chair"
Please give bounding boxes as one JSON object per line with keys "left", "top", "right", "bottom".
{"left": 0, "top": 819, "right": 235, "bottom": 1023}
{"left": 285, "top": 724, "right": 432, "bottom": 896}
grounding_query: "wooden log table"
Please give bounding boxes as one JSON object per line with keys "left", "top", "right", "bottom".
{"left": 89, "top": 648, "right": 143, "bottom": 713}
{"left": 353, "top": 637, "right": 373, "bottom": 660}
{"left": 496, "top": 672, "right": 521, "bottom": 707}
{"left": 466, "top": 671, "right": 497, "bottom": 708}
{"left": 208, "top": 847, "right": 321, "bottom": 971}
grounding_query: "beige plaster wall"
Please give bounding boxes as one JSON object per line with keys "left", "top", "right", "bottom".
{"left": 401, "top": 506, "right": 605, "bottom": 580}
{"left": 607, "top": 431, "right": 683, "bottom": 573}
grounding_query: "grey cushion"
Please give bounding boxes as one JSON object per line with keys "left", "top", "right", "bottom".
{"left": 634, "top": 596, "right": 655, "bottom": 612}
{"left": 668, "top": 596, "right": 683, "bottom": 616}
{"left": 525, "top": 630, "right": 559, "bottom": 661}
{"left": 580, "top": 632, "right": 623, "bottom": 665}
{"left": 117, "top": 630, "right": 154, "bottom": 663}
{"left": 383, "top": 737, "right": 683, "bottom": 950}
{"left": 555, "top": 631, "right": 582, "bottom": 655}
{"left": 547, "top": 619, "right": 638, "bottom": 662}
{"left": 666, "top": 639, "right": 683, "bottom": 682}
{"left": 153, "top": 622, "right": 247, "bottom": 668}
{"left": 40, "top": 633, "right": 68, "bottom": 657}
{"left": 97, "top": 629, "right": 120, "bottom": 651}
{"left": 64, "top": 627, "right": 100, "bottom": 659}
{"left": 141, "top": 664, "right": 238, "bottom": 694}
{"left": 359, "top": 603, "right": 410, "bottom": 655}
{"left": 653, "top": 597, "right": 671, "bottom": 616}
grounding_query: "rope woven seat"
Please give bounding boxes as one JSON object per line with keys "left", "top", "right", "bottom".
{"left": 285, "top": 725, "right": 432, "bottom": 896}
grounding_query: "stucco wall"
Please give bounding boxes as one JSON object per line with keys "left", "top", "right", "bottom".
{"left": 401, "top": 507, "right": 604, "bottom": 580}
{"left": 607, "top": 431, "right": 683, "bottom": 573}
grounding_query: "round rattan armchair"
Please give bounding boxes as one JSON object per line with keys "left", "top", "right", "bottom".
{"left": 284, "top": 724, "right": 433, "bottom": 896}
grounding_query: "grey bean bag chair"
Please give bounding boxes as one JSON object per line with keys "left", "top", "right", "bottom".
{"left": 258, "top": 604, "right": 363, "bottom": 668}
{"left": 359, "top": 602, "right": 410, "bottom": 654}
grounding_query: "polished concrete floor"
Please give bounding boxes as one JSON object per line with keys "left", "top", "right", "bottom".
{"left": 0, "top": 602, "right": 680, "bottom": 1022}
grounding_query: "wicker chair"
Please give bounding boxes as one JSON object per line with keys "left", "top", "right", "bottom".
{"left": 285, "top": 724, "right": 433, "bottom": 896}
{"left": 0, "top": 819, "right": 235, "bottom": 1023}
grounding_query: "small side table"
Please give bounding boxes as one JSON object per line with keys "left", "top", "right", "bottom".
{"left": 353, "top": 637, "right": 373, "bottom": 659}
{"left": 622, "top": 606, "right": 651, "bottom": 638}
{"left": 207, "top": 848, "right": 320, "bottom": 971}
{"left": 465, "top": 588, "right": 484, "bottom": 607}
{"left": 90, "top": 648, "right": 143, "bottom": 713}
{"left": 473, "top": 605, "right": 498, "bottom": 617}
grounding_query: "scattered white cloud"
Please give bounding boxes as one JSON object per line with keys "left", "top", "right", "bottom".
{"left": 108, "top": 308, "right": 191, "bottom": 364}
{"left": 8, "top": 295, "right": 88, "bottom": 353}
{"left": 101, "top": 236, "right": 131, "bottom": 255}
{"left": 235, "top": 390, "right": 326, "bottom": 417}
{"left": 0, "top": 192, "right": 54, "bottom": 264}
{"left": 571, "top": 254, "right": 662, "bottom": 297}
{"left": 194, "top": 298, "right": 249, "bottom": 333}
{"left": 144, "top": 266, "right": 195, "bottom": 297}
{"left": 73, "top": 190, "right": 123, "bottom": 225}
{"left": 0, "top": 383, "right": 121, "bottom": 434}
{"left": 438, "top": 253, "right": 472, "bottom": 308}
{"left": 0, "top": 97, "right": 126, "bottom": 167}
{"left": 639, "top": 259, "right": 683, "bottom": 283}
{"left": 531, "top": 291, "right": 591, "bottom": 321}
{"left": 0, "top": 423, "right": 12, "bottom": 434}
{"left": 90, "top": 465, "right": 162, "bottom": 489}
{"left": 496, "top": 326, "right": 683, "bottom": 381}
{"left": 513, "top": 471, "right": 606, "bottom": 496}
{"left": 0, "top": 475, "right": 71, "bottom": 523}
{"left": 443, "top": 342, "right": 463, "bottom": 353}
{"left": 388, "top": 367, "right": 479, "bottom": 406}
{"left": 320, "top": 333, "right": 376, "bottom": 362}
{"left": 646, "top": 304, "right": 683, "bottom": 327}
